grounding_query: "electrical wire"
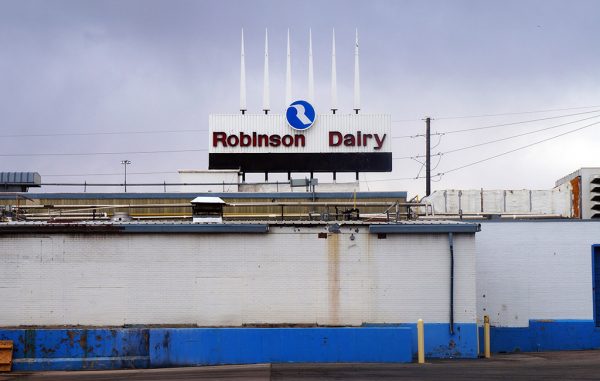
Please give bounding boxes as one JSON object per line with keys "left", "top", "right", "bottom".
{"left": 0, "top": 148, "right": 208, "bottom": 157}
{"left": 404, "top": 113, "right": 600, "bottom": 160}
{"left": 392, "top": 109, "right": 600, "bottom": 139}
{"left": 434, "top": 104, "right": 600, "bottom": 120}
{"left": 436, "top": 120, "right": 600, "bottom": 177}
{"left": 434, "top": 109, "right": 600, "bottom": 135}
{"left": 43, "top": 171, "right": 176, "bottom": 177}
{"left": 391, "top": 104, "right": 600, "bottom": 124}
{"left": 0, "top": 129, "right": 208, "bottom": 138}
{"left": 370, "top": 119, "right": 600, "bottom": 183}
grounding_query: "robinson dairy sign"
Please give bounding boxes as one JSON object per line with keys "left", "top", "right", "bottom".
{"left": 208, "top": 102, "right": 392, "bottom": 173}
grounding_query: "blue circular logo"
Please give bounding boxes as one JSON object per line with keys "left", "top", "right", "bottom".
{"left": 286, "top": 100, "right": 316, "bottom": 130}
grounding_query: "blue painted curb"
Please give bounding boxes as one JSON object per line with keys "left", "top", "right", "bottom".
{"left": 478, "top": 319, "right": 600, "bottom": 353}
{"left": 0, "top": 327, "right": 413, "bottom": 370}
{"left": 149, "top": 327, "right": 413, "bottom": 366}
{"left": 363, "top": 323, "right": 478, "bottom": 358}
{"left": 0, "top": 328, "right": 149, "bottom": 371}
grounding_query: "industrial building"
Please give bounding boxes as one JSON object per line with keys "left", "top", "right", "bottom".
{"left": 1, "top": 167, "right": 600, "bottom": 370}
{"left": 1, "top": 27, "right": 599, "bottom": 372}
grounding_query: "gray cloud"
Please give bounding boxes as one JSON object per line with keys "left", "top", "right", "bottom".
{"left": 1, "top": 0, "right": 599, "bottom": 195}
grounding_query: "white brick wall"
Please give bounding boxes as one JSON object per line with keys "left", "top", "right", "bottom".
{"left": 0, "top": 225, "right": 476, "bottom": 326}
{"left": 477, "top": 221, "right": 600, "bottom": 327}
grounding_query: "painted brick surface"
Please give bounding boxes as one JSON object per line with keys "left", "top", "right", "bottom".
{"left": 0, "top": 226, "right": 476, "bottom": 327}
{"left": 476, "top": 221, "right": 600, "bottom": 327}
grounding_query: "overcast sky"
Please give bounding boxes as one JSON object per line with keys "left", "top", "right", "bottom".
{"left": 1, "top": 0, "right": 599, "bottom": 196}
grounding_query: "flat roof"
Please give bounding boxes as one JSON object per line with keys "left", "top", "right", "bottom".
{"left": 0, "top": 220, "right": 478, "bottom": 235}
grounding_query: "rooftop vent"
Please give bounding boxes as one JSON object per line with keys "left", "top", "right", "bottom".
{"left": 0, "top": 172, "right": 41, "bottom": 192}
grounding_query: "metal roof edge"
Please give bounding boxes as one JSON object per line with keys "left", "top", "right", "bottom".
{"left": 369, "top": 223, "right": 481, "bottom": 234}
{"left": 0, "top": 191, "right": 407, "bottom": 200}
{"left": 0, "top": 223, "right": 269, "bottom": 234}
{"left": 120, "top": 224, "right": 268, "bottom": 233}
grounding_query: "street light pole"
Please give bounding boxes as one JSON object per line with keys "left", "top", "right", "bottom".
{"left": 120, "top": 160, "right": 131, "bottom": 192}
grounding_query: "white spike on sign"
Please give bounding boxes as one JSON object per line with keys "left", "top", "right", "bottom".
{"left": 308, "top": 28, "right": 314, "bottom": 103}
{"left": 263, "top": 28, "right": 270, "bottom": 113}
{"left": 240, "top": 29, "right": 247, "bottom": 113}
{"left": 331, "top": 28, "right": 338, "bottom": 113}
{"left": 285, "top": 29, "right": 292, "bottom": 106}
{"left": 353, "top": 29, "right": 360, "bottom": 113}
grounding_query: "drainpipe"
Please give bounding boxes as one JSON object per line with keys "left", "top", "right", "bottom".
{"left": 448, "top": 232, "right": 455, "bottom": 335}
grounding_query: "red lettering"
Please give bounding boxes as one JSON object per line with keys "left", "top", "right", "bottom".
{"left": 227, "top": 134, "right": 239, "bottom": 146}
{"left": 258, "top": 134, "right": 269, "bottom": 147}
{"left": 343, "top": 134, "right": 356, "bottom": 146}
{"left": 294, "top": 134, "right": 305, "bottom": 147}
{"left": 269, "top": 134, "right": 281, "bottom": 147}
{"left": 329, "top": 131, "right": 342, "bottom": 146}
{"left": 282, "top": 135, "right": 294, "bottom": 147}
{"left": 213, "top": 132, "right": 227, "bottom": 147}
{"left": 240, "top": 132, "right": 251, "bottom": 147}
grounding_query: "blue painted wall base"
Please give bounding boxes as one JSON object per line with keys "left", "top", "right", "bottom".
{"left": 0, "top": 329, "right": 149, "bottom": 371}
{"left": 150, "top": 327, "right": 412, "bottom": 367}
{"left": 364, "top": 323, "right": 478, "bottom": 359}
{"left": 0, "top": 327, "right": 413, "bottom": 371}
{"left": 479, "top": 320, "right": 600, "bottom": 353}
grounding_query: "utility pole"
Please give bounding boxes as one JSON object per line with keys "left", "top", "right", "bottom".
{"left": 425, "top": 117, "right": 431, "bottom": 197}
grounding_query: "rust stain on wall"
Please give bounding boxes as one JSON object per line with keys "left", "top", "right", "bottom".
{"left": 327, "top": 233, "right": 340, "bottom": 325}
{"left": 571, "top": 177, "right": 581, "bottom": 218}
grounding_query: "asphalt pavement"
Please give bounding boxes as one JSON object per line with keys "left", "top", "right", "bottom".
{"left": 3, "top": 350, "right": 600, "bottom": 380}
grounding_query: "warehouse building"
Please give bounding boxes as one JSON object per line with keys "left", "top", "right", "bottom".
{"left": 0, "top": 219, "right": 479, "bottom": 369}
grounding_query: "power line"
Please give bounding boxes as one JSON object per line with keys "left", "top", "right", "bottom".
{"left": 436, "top": 109, "right": 600, "bottom": 135}
{"left": 435, "top": 104, "right": 600, "bottom": 120}
{"left": 43, "top": 171, "right": 176, "bottom": 177}
{"left": 391, "top": 104, "right": 600, "bottom": 123}
{"left": 437, "top": 119, "right": 600, "bottom": 176}
{"left": 372, "top": 119, "right": 600, "bottom": 183}
{"left": 0, "top": 129, "right": 208, "bottom": 138}
{"left": 392, "top": 109, "right": 600, "bottom": 139}
{"left": 395, "top": 113, "right": 600, "bottom": 160}
{"left": 0, "top": 148, "right": 208, "bottom": 157}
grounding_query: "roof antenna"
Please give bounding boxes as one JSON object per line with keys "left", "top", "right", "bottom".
{"left": 308, "top": 28, "right": 314, "bottom": 103}
{"left": 263, "top": 28, "right": 270, "bottom": 114}
{"left": 331, "top": 28, "right": 338, "bottom": 114}
{"left": 240, "top": 29, "right": 247, "bottom": 114}
{"left": 353, "top": 28, "right": 360, "bottom": 115}
{"left": 285, "top": 28, "right": 292, "bottom": 106}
